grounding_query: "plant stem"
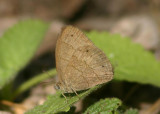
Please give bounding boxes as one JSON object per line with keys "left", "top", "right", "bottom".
{"left": 12, "top": 69, "right": 56, "bottom": 99}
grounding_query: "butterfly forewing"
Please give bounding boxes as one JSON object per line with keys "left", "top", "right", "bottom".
{"left": 56, "top": 26, "right": 92, "bottom": 81}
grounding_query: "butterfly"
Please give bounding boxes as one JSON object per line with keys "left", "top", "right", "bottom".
{"left": 54, "top": 26, "right": 113, "bottom": 94}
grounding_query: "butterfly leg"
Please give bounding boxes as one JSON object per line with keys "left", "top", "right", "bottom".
{"left": 60, "top": 90, "right": 69, "bottom": 103}
{"left": 59, "top": 83, "right": 69, "bottom": 103}
{"left": 70, "top": 86, "right": 80, "bottom": 99}
{"left": 64, "top": 80, "right": 80, "bottom": 99}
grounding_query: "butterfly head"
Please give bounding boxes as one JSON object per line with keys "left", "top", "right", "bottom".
{"left": 54, "top": 82, "right": 72, "bottom": 93}
{"left": 54, "top": 82, "right": 61, "bottom": 90}
{"left": 54, "top": 82, "right": 67, "bottom": 92}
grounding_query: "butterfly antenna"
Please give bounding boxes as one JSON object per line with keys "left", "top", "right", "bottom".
{"left": 39, "top": 70, "right": 55, "bottom": 86}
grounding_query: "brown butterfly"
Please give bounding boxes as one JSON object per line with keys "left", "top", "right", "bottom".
{"left": 54, "top": 26, "right": 113, "bottom": 94}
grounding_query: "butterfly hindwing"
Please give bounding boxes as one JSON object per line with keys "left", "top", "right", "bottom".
{"left": 64, "top": 45, "right": 113, "bottom": 91}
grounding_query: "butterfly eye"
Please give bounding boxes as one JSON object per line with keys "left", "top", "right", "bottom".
{"left": 71, "top": 34, "right": 73, "bottom": 37}
{"left": 86, "top": 50, "right": 89, "bottom": 52}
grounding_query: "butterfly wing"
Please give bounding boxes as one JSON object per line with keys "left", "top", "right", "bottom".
{"left": 56, "top": 26, "right": 92, "bottom": 84}
{"left": 56, "top": 26, "right": 113, "bottom": 92}
{"left": 64, "top": 45, "right": 113, "bottom": 92}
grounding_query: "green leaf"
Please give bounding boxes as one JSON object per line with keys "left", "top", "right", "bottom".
{"left": 87, "top": 31, "right": 160, "bottom": 87}
{"left": 124, "top": 108, "right": 138, "bottom": 114}
{"left": 0, "top": 20, "right": 48, "bottom": 89}
{"left": 26, "top": 85, "right": 101, "bottom": 114}
{"left": 83, "top": 98, "right": 121, "bottom": 114}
